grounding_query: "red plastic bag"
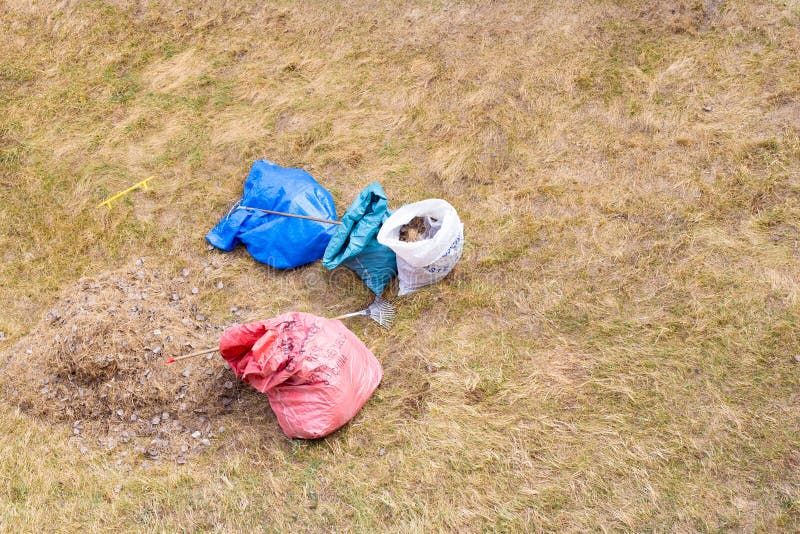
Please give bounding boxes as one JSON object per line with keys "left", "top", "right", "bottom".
{"left": 219, "top": 312, "right": 382, "bottom": 439}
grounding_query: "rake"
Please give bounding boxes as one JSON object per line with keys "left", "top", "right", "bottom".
{"left": 332, "top": 297, "right": 395, "bottom": 330}
{"left": 165, "top": 297, "right": 395, "bottom": 364}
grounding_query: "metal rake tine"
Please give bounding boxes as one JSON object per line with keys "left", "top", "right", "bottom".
{"left": 370, "top": 314, "right": 393, "bottom": 329}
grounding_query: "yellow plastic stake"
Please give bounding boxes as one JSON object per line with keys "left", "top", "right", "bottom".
{"left": 97, "top": 175, "right": 154, "bottom": 209}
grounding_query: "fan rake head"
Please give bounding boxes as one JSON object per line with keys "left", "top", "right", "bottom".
{"left": 331, "top": 297, "right": 396, "bottom": 329}
{"left": 364, "top": 297, "right": 395, "bottom": 329}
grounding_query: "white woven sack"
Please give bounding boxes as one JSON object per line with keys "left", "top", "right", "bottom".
{"left": 377, "top": 199, "right": 464, "bottom": 296}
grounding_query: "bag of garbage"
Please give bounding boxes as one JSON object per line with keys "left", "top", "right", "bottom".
{"left": 377, "top": 199, "right": 464, "bottom": 296}
{"left": 322, "top": 182, "right": 397, "bottom": 295}
{"left": 205, "top": 160, "right": 338, "bottom": 269}
{"left": 219, "top": 312, "right": 382, "bottom": 439}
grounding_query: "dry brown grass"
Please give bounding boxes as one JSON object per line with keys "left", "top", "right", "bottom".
{"left": 1, "top": 0, "right": 800, "bottom": 531}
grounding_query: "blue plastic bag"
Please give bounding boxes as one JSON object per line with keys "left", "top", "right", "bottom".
{"left": 322, "top": 183, "right": 397, "bottom": 295}
{"left": 206, "top": 160, "right": 338, "bottom": 269}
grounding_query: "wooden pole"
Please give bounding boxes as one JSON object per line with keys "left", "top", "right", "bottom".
{"left": 164, "top": 346, "right": 218, "bottom": 364}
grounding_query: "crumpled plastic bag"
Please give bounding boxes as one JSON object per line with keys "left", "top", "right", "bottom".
{"left": 206, "top": 160, "right": 338, "bottom": 269}
{"left": 322, "top": 182, "right": 397, "bottom": 295}
{"left": 219, "top": 312, "right": 382, "bottom": 439}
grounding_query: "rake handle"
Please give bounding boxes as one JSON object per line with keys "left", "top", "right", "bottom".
{"left": 332, "top": 311, "right": 367, "bottom": 320}
{"left": 239, "top": 205, "right": 342, "bottom": 225}
{"left": 164, "top": 346, "right": 218, "bottom": 364}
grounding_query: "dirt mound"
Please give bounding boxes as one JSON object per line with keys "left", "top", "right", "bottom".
{"left": 1, "top": 259, "right": 264, "bottom": 462}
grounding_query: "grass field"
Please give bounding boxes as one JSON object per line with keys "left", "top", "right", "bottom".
{"left": 2, "top": 0, "right": 800, "bottom": 531}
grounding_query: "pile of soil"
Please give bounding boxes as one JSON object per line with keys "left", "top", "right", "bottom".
{"left": 399, "top": 216, "right": 429, "bottom": 242}
{"left": 0, "top": 259, "right": 264, "bottom": 462}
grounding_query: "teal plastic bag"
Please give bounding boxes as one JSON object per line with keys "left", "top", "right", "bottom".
{"left": 322, "top": 183, "right": 397, "bottom": 295}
